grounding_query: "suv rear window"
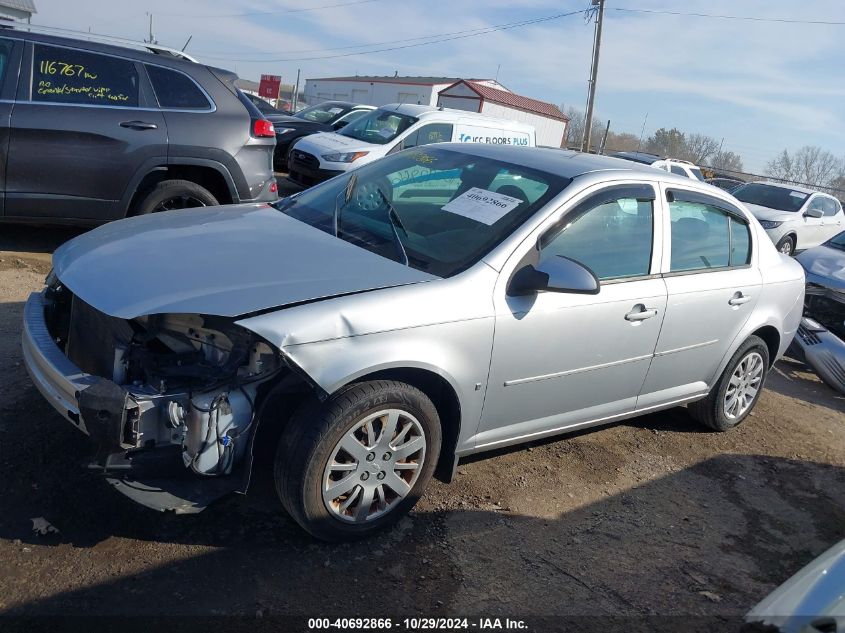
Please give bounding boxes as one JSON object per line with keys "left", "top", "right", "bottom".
{"left": 146, "top": 65, "right": 210, "bottom": 110}
{"left": 32, "top": 44, "right": 139, "bottom": 107}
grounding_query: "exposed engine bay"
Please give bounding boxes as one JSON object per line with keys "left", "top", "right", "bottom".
{"left": 44, "top": 278, "right": 284, "bottom": 477}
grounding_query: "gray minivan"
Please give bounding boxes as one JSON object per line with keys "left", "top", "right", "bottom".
{"left": 0, "top": 27, "right": 278, "bottom": 224}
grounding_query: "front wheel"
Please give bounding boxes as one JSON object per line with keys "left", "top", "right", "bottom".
{"left": 775, "top": 235, "right": 795, "bottom": 256}
{"left": 688, "top": 335, "right": 770, "bottom": 431}
{"left": 274, "top": 380, "right": 441, "bottom": 541}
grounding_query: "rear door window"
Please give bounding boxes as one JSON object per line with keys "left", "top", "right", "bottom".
{"left": 669, "top": 199, "right": 751, "bottom": 271}
{"left": 403, "top": 123, "right": 453, "bottom": 149}
{"left": 146, "top": 65, "right": 210, "bottom": 110}
{"left": 32, "top": 44, "right": 139, "bottom": 107}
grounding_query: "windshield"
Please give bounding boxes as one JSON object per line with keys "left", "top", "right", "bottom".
{"left": 295, "top": 103, "right": 350, "bottom": 124}
{"left": 827, "top": 230, "right": 845, "bottom": 251}
{"left": 733, "top": 183, "right": 809, "bottom": 212}
{"left": 274, "top": 147, "right": 569, "bottom": 277}
{"left": 339, "top": 109, "right": 418, "bottom": 145}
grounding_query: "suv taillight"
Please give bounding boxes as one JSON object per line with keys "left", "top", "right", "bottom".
{"left": 252, "top": 119, "right": 275, "bottom": 138}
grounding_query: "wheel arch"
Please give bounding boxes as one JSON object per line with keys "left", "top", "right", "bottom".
{"left": 343, "top": 366, "right": 463, "bottom": 484}
{"left": 122, "top": 159, "right": 240, "bottom": 216}
{"left": 750, "top": 325, "right": 781, "bottom": 368}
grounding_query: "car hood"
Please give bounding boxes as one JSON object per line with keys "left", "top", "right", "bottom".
{"left": 743, "top": 203, "right": 798, "bottom": 223}
{"left": 796, "top": 243, "right": 845, "bottom": 290}
{"left": 295, "top": 132, "right": 377, "bottom": 155}
{"left": 52, "top": 205, "right": 436, "bottom": 319}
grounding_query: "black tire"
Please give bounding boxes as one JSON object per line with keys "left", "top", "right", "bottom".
{"left": 775, "top": 235, "right": 795, "bottom": 256}
{"left": 688, "top": 335, "right": 770, "bottom": 431}
{"left": 274, "top": 380, "right": 441, "bottom": 541}
{"left": 133, "top": 179, "right": 218, "bottom": 215}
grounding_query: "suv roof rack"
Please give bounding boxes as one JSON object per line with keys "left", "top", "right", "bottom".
{"left": 0, "top": 22, "right": 199, "bottom": 63}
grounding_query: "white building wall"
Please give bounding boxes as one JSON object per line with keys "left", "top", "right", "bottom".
{"left": 304, "top": 80, "right": 453, "bottom": 107}
{"left": 479, "top": 102, "right": 567, "bottom": 148}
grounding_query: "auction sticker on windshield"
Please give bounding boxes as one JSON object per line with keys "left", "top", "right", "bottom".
{"left": 442, "top": 187, "right": 522, "bottom": 225}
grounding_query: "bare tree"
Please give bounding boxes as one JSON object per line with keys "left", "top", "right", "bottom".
{"left": 683, "top": 133, "right": 721, "bottom": 164}
{"left": 561, "top": 104, "right": 604, "bottom": 149}
{"left": 766, "top": 146, "right": 841, "bottom": 188}
{"left": 604, "top": 131, "right": 641, "bottom": 153}
{"left": 710, "top": 150, "right": 744, "bottom": 173}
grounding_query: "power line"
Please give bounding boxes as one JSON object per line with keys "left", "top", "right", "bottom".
{"left": 196, "top": 9, "right": 588, "bottom": 62}
{"left": 158, "top": 0, "right": 386, "bottom": 19}
{"left": 609, "top": 8, "right": 845, "bottom": 26}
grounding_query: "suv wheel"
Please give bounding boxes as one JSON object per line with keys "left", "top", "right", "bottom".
{"left": 688, "top": 335, "right": 770, "bottom": 431}
{"left": 274, "top": 380, "right": 441, "bottom": 541}
{"left": 134, "top": 179, "right": 218, "bottom": 215}
{"left": 775, "top": 235, "right": 795, "bottom": 256}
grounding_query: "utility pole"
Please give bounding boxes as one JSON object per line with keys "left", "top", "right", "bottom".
{"left": 146, "top": 13, "right": 156, "bottom": 44}
{"left": 581, "top": 0, "right": 605, "bottom": 153}
{"left": 292, "top": 69, "right": 301, "bottom": 112}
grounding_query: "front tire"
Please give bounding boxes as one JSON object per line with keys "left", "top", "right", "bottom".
{"left": 688, "top": 335, "right": 770, "bottom": 431}
{"left": 775, "top": 235, "right": 795, "bottom": 256}
{"left": 274, "top": 380, "right": 441, "bottom": 541}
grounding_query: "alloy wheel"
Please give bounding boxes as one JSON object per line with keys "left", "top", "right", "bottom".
{"left": 723, "top": 351, "right": 764, "bottom": 420}
{"left": 322, "top": 409, "right": 426, "bottom": 523}
{"left": 153, "top": 195, "right": 209, "bottom": 212}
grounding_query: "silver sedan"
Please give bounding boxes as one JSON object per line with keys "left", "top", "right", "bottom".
{"left": 22, "top": 144, "right": 805, "bottom": 540}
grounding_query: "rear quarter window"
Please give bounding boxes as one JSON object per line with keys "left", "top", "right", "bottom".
{"left": 146, "top": 65, "right": 211, "bottom": 110}
{"left": 32, "top": 44, "right": 139, "bottom": 107}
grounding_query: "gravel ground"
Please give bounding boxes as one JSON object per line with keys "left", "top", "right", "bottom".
{"left": 0, "top": 225, "right": 843, "bottom": 625}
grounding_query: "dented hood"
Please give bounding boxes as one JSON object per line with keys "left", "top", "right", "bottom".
{"left": 52, "top": 204, "right": 436, "bottom": 319}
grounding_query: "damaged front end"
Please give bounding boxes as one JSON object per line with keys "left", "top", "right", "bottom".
{"left": 33, "top": 275, "right": 286, "bottom": 512}
{"left": 789, "top": 284, "right": 845, "bottom": 394}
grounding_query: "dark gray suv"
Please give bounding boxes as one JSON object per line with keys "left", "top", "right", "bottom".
{"left": 0, "top": 28, "right": 278, "bottom": 224}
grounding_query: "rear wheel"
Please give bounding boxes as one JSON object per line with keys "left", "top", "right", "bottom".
{"left": 688, "top": 335, "right": 770, "bottom": 431}
{"left": 775, "top": 235, "right": 795, "bottom": 256}
{"left": 274, "top": 380, "right": 441, "bottom": 541}
{"left": 134, "top": 179, "right": 218, "bottom": 215}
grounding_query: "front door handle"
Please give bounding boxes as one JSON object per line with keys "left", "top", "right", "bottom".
{"left": 625, "top": 304, "right": 659, "bottom": 322}
{"left": 120, "top": 120, "right": 158, "bottom": 130}
{"left": 729, "top": 292, "right": 751, "bottom": 306}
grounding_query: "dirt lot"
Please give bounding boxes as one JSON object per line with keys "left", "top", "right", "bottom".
{"left": 0, "top": 225, "right": 843, "bottom": 628}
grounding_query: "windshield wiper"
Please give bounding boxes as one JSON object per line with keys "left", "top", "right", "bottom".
{"left": 374, "top": 186, "right": 409, "bottom": 266}
{"left": 333, "top": 173, "right": 358, "bottom": 237}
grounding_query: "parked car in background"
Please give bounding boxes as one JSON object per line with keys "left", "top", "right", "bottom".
{"left": 287, "top": 104, "right": 536, "bottom": 188}
{"left": 0, "top": 27, "right": 277, "bottom": 225}
{"left": 266, "top": 101, "right": 375, "bottom": 171}
{"left": 610, "top": 151, "right": 705, "bottom": 181}
{"left": 23, "top": 145, "right": 804, "bottom": 540}
{"left": 746, "top": 538, "right": 845, "bottom": 633}
{"left": 706, "top": 177, "right": 745, "bottom": 192}
{"left": 243, "top": 92, "right": 287, "bottom": 115}
{"left": 732, "top": 182, "right": 844, "bottom": 255}
{"left": 790, "top": 230, "right": 845, "bottom": 394}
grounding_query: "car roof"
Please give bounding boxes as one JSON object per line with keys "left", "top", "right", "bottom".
{"left": 434, "top": 144, "right": 686, "bottom": 180}
{"left": 309, "top": 101, "right": 373, "bottom": 110}
{"left": 747, "top": 181, "right": 825, "bottom": 196}
{"left": 610, "top": 151, "right": 662, "bottom": 165}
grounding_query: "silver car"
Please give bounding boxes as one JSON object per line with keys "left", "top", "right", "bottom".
{"left": 22, "top": 145, "right": 805, "bottom": 540}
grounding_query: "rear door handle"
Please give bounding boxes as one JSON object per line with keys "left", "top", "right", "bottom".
{"left": 625, "top": 304, "right": 659, "bottom": 322}
{"left": 729, "top": 292, "right": 751, "bottom": 306}
{"left": 120, "top": 120, "right": 158, "bottom": 130}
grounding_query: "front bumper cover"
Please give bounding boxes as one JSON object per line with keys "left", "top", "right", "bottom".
{"left": 21, "top": 290, "right": 243, "bottom": 512}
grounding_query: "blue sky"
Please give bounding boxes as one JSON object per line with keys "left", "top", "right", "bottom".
{"left": 33, "top": 0, "right": 844, "bottom": 173}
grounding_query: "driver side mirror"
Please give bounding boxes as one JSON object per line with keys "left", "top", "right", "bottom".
{"left": 805, "top": 207, "right": 824, "bottom": 219}
{"left": 508, "top": 256, "right": 600, "bottom": 296}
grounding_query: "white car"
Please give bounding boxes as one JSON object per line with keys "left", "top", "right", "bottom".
{"left": 287, "top": 103, "right": 536, "bottom": 188}
{"left": 732, "top": 181, "right": 844, "bottom": 255}
{"left": 610, "top": 152, "right": 704, "bottom": 180}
